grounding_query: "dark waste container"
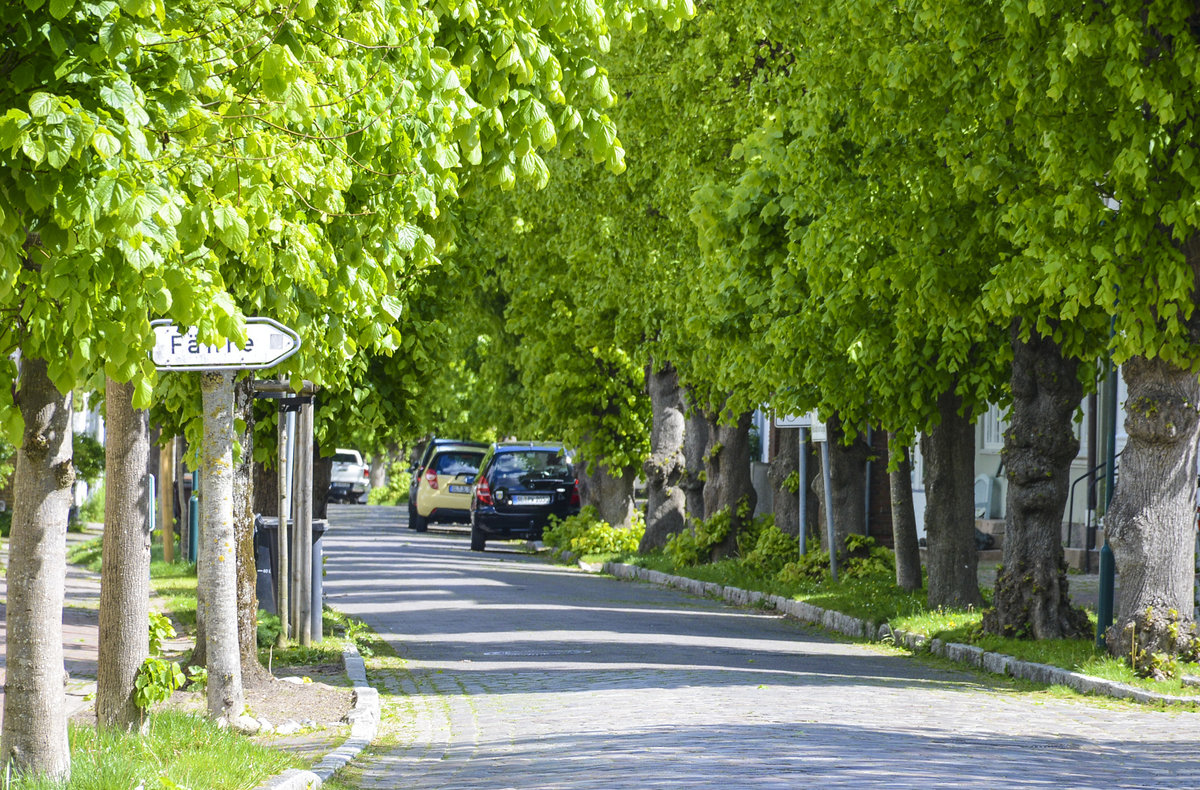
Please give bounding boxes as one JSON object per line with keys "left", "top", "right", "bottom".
{"left": 253, "top": 515, "right": 328, "bottom": 640}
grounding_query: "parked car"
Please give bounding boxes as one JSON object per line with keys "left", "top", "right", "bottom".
{"left": 329, "top": 448, "right": 369, "bottom": 503}
{"left": 408, "top": 439, "right": 488, "bottom": 531}
{"left": 469, "top": 442, "right": 580, "bottom": 551}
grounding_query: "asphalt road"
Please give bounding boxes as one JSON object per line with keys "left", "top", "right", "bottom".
{"left": 322, "top": 505, "right": 1200, "bottom": 789}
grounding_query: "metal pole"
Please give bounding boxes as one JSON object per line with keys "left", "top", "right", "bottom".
{"left": 798, "top": 427, "right": 808, "bottom": 556}
{"left": 188, "top": 468, "right": 200, "bottom": 563}
{"left": 275, "top": 401, "right": 290, "bottom": 647}
{"left": 863, "top": 425, "right": 872, "bottom": 535}
{"left": 821, "top": 439, "right": 838, "bottom": 582}
{"left": 1096, "top": 356, "right": 1119, "bottom": 648}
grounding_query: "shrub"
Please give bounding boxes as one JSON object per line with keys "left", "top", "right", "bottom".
{"left": 367, "top": 461, "right": 412, "bottom": 505}
{"left": 78, "top": 480, "right": 106, "bottom": 524}
{"left": 545, "top": 506, "right": 644, "bottom": 556}
{"left": 664, "top": 508, "right": 733, "bottom": 569}
{"left": 741, "top": 523, "right": 800, "bottom": 577}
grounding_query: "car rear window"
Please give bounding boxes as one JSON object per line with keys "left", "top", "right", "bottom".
{"left": 435, "top": 451, "right": 484, "bottom": 475}
{"left": 333, "top": 453, "right": 359, "bottom": 464}
{"left": 489, "top": 450, "right": 572, "bottom": 483}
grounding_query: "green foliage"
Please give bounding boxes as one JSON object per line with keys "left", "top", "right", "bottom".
{"left": 840, "top": 535, "right": 895, "bottom": 580}
{"left": 664, "top": 508, "right": 733, "bottom": 569}
{"left": 78, "top": 480, "right": 105, "bottom": 524}
{"left": 366, "top": 462, "right": 411, "bottom": 506}
{"left": 740, "top": 524, "right": 800, "bottom": 578}
{"left": 256, "top": 610, "right": 282, "bottom": 649}
{"left": 185, "top": 666, "right": 208, "bottom": 694}
{"left": 544, "top": 506, "right": 644, "bottom": 556}
{"left": 135, "top": 612, "right": 185, "bottom": 714}
{"left": 72, "top": 434, "right": 105, "bottom": 486}
{"left": 0, "top": 509, "right": 10, "bottom": 538}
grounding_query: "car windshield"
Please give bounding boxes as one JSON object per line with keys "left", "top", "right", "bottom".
{"left": 490, "top": 450, "right": 572, "bottom": 485}
{"left": 436, "top": 451, "right": 484, "bottom": 476}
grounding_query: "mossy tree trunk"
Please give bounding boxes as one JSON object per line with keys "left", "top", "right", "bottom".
{"left": 888, "top": 433, "right": 922, "bottom": 592}
{"left": 984, "top": 326, "right": 1089, "bottom": 639}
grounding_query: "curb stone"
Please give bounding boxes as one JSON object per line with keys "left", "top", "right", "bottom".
{"left": 595, "top": 561, "right": 1200, "bottom": 707}
{"left": 256, "top": 646, "right": 380, "bottom": 790}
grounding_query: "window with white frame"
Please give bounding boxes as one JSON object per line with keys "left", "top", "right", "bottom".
{"left": 981, "top": 403, "right": 1007, "bottom": 452}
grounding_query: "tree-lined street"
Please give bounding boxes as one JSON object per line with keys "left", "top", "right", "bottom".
{"left": 322, "top": 506, "right": 1200, "bottom": 789}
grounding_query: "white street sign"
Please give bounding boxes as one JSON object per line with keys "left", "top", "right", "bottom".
{"left": 775, "top": 412, "right": 811, "bottom": 428}
{"left": 151, "top": 317, "right": 300, "bottom": 371}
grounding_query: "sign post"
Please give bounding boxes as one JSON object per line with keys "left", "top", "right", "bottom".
{"left": 151, "top": 318, "right": 300, "bottom": 724}
{"left": 803, "top": 411, "right": 839, "bottom": 582}
{"left": 775, "top": 413, "right": 811, "bottom": 556}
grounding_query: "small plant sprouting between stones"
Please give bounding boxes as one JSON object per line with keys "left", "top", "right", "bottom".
{"left": 134, "top": 612, "right": 186, "bottom": 716}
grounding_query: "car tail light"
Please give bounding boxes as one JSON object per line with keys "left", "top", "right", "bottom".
{"left": 570, "top": 479, "right": 580, "bottom": 506}
{"left": 424, "top": 466, "right": 438, "bottom": 490}
{"left": 363, "top": 468, "right": 370, "bottom": 479}
{"left": 476, "top": 477, "right": 493, "bottom": 505}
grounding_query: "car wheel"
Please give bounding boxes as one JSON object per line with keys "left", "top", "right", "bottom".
{"left": 411, "top": 512, "right": 428, "bottom": 532}
{"left": 470, "top": 524, "right": 486, "bottom": 552}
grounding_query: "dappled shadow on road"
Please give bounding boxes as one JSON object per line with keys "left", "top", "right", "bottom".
{"left": 323, "top": 507, "right": 999, "bottom": 698}
{"left": 358, "top": 719, "right": 1199, "bottom": 789}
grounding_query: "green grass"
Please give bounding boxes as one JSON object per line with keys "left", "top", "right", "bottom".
{"left": 7, "top": 710, "right": 305, "bottom": 790}
{"left": 579, "top": 548, "right": 1200, "bottom": 700}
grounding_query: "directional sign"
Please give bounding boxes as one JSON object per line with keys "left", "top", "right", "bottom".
{"left": 151, "top": 317, "right": 300, "bottom": 372}
{"left": 775, "top": 412, "right": 811, "bottom": 428}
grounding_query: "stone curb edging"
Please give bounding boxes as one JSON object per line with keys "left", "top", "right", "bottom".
{"left": 256, "top": 646, "right": 381, "bottom": 790}
{"left": 597, "top": 560, "right": 1200, "bottom": 707}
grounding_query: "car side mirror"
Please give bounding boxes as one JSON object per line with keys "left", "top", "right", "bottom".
{"left": 465, "top": 475, "right": 476, "bottom": 485}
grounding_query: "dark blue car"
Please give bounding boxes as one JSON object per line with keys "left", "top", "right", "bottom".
{"left": 469, "top": 442, "right": 580, "bottom": 551}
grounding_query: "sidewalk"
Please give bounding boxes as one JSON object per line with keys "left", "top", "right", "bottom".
{"left": 0, "top": 527, "right": 105, "bottom": 724}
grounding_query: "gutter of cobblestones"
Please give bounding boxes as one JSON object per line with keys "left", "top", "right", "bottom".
{"left": 577, "top": 557, "right": 1200, "bottom": 707}
{"left": 257, "top": 645, "right": 380, "bottom": 790}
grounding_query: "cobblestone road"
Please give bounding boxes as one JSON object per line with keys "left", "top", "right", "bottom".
{"left": 323, "top": 506, "right": 1200, "bottom": 789}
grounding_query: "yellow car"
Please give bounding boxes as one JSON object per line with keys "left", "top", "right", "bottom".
{"left": 409, "top": 443, "right": 487, "bottom": 532}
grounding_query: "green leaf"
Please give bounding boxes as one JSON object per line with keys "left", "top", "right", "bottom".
{"left": 29, "top": 92, "right": 57, "bottom": 118}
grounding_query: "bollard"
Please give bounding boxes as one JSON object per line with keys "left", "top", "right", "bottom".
{"left": 1095, "top": 542, "right": 1115, "bottom": 649}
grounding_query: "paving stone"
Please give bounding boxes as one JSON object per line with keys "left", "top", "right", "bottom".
{"left": 323, "top": 506, "right": 1200, "bottom": 790}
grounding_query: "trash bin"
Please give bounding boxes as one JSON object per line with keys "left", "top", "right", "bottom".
{"left": 253, "top": 514, "right": 327, "bottom": 637}
{"left": 253, "top": 515, "right": 290, "bottom": 616}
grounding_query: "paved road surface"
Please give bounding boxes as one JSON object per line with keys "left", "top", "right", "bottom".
{"left": 322, "top": 505, "right": 1199, "bottom": 790}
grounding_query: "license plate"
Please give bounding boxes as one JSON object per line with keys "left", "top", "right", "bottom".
{"left": 511, "top": 494, "right": 551, "bottom": 506}
{"left": 448, "top": 484, "right": 470, "bottom": 493}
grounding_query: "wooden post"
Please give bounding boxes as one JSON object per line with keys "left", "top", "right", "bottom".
{"left": 159, "top": 435, "right": 175, "bottom": 564}
{"left": 295, "top": 399, "right": 314, "bottom": 646}
{"left": 275, "top": 402, "right": 290, "bottom": 648}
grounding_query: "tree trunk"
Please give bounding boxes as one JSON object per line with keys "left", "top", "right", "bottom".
{"left": 233, "top": 380, "right": 269, "bottom": 687}
{"left": 96, "top": 379, "right": 152, "bottom": 731}
{"left": 0, "top": 358, "right": 72, "bottom": 780}
{"left": 199, "top": 372, "right": 245, "bottom": 723}
{"left": 921, "top": 390, "right": 984, "bottom": 609}
{"left": 253, "top": 453, "right": 279, "bottom": 517}
{"left": 827, "top": 413, "right": 869, "bottom": 552}
{"left": 681, "top": 394, "right": 709, "bottom": 523}
{"left": 888, "top": 433, "right": 923, "bottom": 592}
{"left": 702, "top": 408, "right": 757, "bottom": 561}
{"left": 369, "top": 452, "right": 388, "bottom": 490}
{"left": 576, "top": 456, "right": 636, "bottom": 528}
{"left": 768, "top": 427, "right": 800, "bottom": 537}
{"left": 312, "top": 438, "right": 332, "bottom": 519}
{"left": 984, "top": 327, "right": 1089, "bottom": 639}
{"left": 640, "top": 363, "right": 687, "bottom": 552}
{"left": 1106, "top": 354, "right": 1200, "bottom": 663}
